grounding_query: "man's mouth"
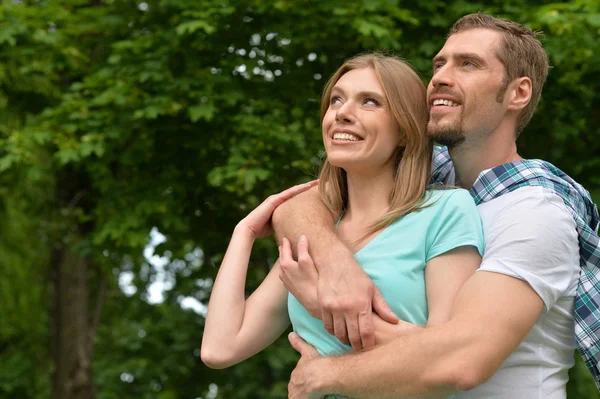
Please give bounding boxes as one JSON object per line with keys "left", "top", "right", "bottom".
{"left": 432, "top": 99, "right": 460, "bottom": 107}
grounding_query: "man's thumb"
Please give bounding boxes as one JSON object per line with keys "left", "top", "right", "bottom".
{"left": 288, "top": 332, "right": 318, "bottom": 356}
{"left": 373, "top": 287, "right": 399, "bottom": 324}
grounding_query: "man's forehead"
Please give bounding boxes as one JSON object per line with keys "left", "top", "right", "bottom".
{"left": 435, "top": 28, "right": 503, "bottom": 59}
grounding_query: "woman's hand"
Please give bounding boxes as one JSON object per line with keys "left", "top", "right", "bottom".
{"left": 237, "top": 181, "right": 318, "bottom": 240}
{"left": 279, "top": 236, "right": 321, "bottom": 318}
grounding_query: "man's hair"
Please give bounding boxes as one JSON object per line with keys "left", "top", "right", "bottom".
{"left": 449, "top": 13, "right": 550, "bottom": 135}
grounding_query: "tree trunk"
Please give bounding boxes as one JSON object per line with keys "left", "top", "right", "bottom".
{"left": 51, "top": 242, "right": 95, "bottom": 399}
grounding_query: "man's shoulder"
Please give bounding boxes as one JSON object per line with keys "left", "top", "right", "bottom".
{"left": 480, "top": 187, "right": 575, "bottom": 231}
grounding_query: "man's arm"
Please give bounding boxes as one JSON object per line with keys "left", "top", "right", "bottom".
{"left": 291, "top": 271, "right": 544, "bottom": 398}
{"left": 288, "top": 190, "right": 578, "bottom": 398}
{"left": 272, "top": 186, "right": 398, "bottom": 350}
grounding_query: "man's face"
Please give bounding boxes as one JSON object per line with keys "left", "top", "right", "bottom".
{"left": 427, "top": 28, "right": 509, "bottom": 148}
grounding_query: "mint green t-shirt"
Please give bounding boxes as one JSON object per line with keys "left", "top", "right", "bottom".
{"left": 287, "top": 189, "right": 484, "bottom": 358}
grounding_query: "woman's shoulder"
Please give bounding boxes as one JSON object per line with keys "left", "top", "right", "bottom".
{"left": 424, "top": 187, "right": 474, "bottom": 208}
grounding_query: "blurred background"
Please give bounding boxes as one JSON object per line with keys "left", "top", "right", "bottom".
{"left": 0, "top": 0, "right": 598, "bottom": 398}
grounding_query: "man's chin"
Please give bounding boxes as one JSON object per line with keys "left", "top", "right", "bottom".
{"left": 426, "top": 128, "right": 466, "bottom": 148}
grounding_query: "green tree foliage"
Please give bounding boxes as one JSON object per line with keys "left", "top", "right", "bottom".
{"left": 0, "top": 0, "right": 598, "bottom": 398}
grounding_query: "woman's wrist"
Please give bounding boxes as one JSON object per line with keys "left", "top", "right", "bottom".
{"left": 233, "top": 222, "right": 257, "bottom": 241}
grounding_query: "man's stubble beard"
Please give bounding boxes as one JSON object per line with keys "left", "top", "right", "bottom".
{"left": 426, "top": 78, "right": 508, "bottom": 149}
{"left": 426, "top": 115, "right": 466, "bottom": 149}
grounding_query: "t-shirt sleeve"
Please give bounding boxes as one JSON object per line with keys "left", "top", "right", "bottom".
{"left": 426, "top": 189, "right": 485, "bottom": 262}
{"left": 478, "top": 191, "right": 579, "bottom": 312}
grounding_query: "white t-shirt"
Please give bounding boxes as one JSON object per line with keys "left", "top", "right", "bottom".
{"left": 455, "top": 186, "right": 581, "bottom": 399}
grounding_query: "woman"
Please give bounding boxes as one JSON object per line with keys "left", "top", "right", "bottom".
{"left": 201, "top": 54, "right": 484, "bottom": 380}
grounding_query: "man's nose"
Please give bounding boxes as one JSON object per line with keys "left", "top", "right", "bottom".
{"left": 431, "top": 65, "right": 455, "bottom": 88}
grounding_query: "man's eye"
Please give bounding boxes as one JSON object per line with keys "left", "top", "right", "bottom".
{"left": 433, "top": 63, "right": 444, "bottom": 71}
{"left": 464, "top": 61, "right": 476, "bottom": 67}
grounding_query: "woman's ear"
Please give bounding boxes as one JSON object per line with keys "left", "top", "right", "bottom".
{"left": 397, "top": 131, "right": 407, "bottom": 148}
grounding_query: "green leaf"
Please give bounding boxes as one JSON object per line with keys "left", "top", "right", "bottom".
{"left": 175, "top": 20, "right": 216, "bottom": 36}
{"left": 188, "top": 104, "right": 216, "bottom": 122}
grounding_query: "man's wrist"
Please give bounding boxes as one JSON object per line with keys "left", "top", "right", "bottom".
{"left": 313, "top": 238, "right": 354, "bottom": 274}
{"left": 307, "top": 356, "right": 340, "bottom": 394}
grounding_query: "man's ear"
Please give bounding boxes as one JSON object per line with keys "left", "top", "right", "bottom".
{"left": 507, "top": 77, "right": 532, "bottom": 111}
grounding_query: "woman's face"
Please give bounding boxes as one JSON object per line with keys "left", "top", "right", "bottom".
{"left": 322, "top": 67, "right": 401, "bottom": 174}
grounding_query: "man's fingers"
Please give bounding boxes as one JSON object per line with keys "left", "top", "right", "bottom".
{"left": 288, "top": 332, "right": 319, "bottom": 357}
{"left": 333, "top": 313, "right": 349, "bottom": 344}
{"left": 358, "top": 311, "right": 375, "bottom": 350}
{"left": 346, "top": 315, "right": 362, "bottom": 351}
{"left": 372, "top": 287, "right": 399, "bottom": 324}
{"left": 322, "top": 310, "right": 334, "bottom": 335}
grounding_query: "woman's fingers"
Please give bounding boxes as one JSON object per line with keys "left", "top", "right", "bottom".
{"left": 269, "top": 180, "right": 318, "bottom": 208}
{"left": 296, "top": 236, "right": 314, "bottom": 266}
{"left": 241, "top": 181, "right": 318, "bottom": 239}
{"left": 280, "top": 237, "right": 295, "bottom": 264}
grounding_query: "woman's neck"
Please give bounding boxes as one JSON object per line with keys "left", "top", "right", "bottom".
{"left": 343, "top": 166, "right": 394, "bottom": 224}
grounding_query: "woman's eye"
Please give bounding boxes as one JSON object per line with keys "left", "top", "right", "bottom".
{"left": 330, "top": 97, "right": 342, "bottom": 105}
{"left": 364, "top": 98, "right": 379, "bottom": 106}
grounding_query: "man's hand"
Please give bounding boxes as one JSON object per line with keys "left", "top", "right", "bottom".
{"left": 269, "top": 184, "right": 397, "bottom": 351}
{"left": 279, "top": 236, "right": 320, "bottom": 317}
{"left": 288, "top": 333, "right": 326, "bottom": 399}
{"left": 317, "top": 256, "right": 398, "bottom": 351}
{"left": 372, "top": 314, "right": 422, "bottom": 347}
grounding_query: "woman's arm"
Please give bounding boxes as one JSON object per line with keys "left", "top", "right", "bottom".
{"left": 425, "top": 246, "right": 481, "bottom": 327}
{"left": 201, "top": 226, "right": 290, "bottom": 369}
{"left": 201, "top": 182, "right": 317, "bottom": 369}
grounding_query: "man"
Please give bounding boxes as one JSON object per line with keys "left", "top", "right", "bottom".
{"left": 273, "top": 13, "right": 600, "bottom": 398}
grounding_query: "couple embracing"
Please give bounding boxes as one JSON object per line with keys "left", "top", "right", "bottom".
{"left": 202, "top": 12, "right": 600, "bottom": 399}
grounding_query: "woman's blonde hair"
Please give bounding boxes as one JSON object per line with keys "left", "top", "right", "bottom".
{"left": 318, "top": 53, "right": 432, "bottom": 234}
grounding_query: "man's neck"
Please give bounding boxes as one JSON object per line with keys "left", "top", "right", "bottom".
{"left": 449, "top": 129, "right": 522, "bottom": 189}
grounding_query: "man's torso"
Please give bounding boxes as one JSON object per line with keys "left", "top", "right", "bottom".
{"left": 456, "top": 187, "right": 580, "bottom": 399}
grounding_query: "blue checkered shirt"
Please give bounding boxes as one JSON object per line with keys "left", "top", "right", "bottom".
{"left": 432, "top": 146, "right": 600, "bottom": 390}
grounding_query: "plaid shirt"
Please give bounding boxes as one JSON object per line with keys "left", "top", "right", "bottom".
{"left": 432, "top": 146, "right": 600, "bottom": 390}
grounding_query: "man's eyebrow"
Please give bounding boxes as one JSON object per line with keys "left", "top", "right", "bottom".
{"left": 432, "top": 54, "right": 446, "bottom": 65}
{"left": 456, "top": 52, "right": 487, "bottom": 65}
{"left": 432, "top": 52, "right": 487, "bottom": 66}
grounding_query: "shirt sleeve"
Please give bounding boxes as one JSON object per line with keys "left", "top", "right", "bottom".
{"left": 478, "top": 190, "right": 579, "bottom": 312}
{"left": 426, "top": 189, "right": 485, "bottom": 262}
